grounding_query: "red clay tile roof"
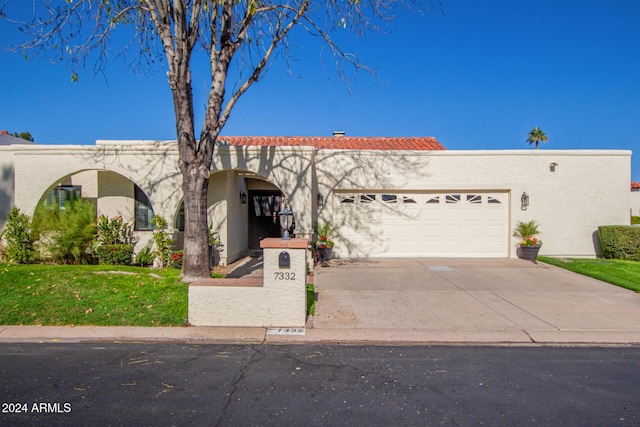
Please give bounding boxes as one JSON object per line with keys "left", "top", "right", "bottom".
{"left": 632, "top": 182, "right": 640, "bottom": 190}
{"left": 217, "top": 136, "right": 445, "bottom": 150}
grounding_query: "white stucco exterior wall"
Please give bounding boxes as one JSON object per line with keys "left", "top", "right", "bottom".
{"left": 4, "top": 141, "right": 631, "bottom": 261}
{"left": 315, "top": 149, "right": 631, "bottom": 258}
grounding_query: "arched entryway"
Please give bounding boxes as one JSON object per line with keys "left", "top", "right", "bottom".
{"left": 172, "top": 170, "right": 294, "bottom": 265}
{"left": 247, "top": 188, "right": 282, "bottom": 250}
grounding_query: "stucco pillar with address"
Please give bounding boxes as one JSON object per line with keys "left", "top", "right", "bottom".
{"left": 260, "top": 238, "right": 308, "bottom": 328}
{"left": 188, "top": 237, "right": 308, "bottom": 327}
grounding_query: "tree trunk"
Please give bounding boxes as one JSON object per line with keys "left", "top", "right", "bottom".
{"left": 181, "top": 165, "right": 211, "bottom": 281}
{"left": 169, "top": 60, "right": 214, "bottom": 281}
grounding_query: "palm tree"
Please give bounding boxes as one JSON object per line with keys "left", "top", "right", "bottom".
{"left": 526, "top": 127, "right": 548, "bottom": 149}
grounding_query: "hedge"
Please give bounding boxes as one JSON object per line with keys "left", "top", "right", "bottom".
{"left": 598, "top": 226, "right": 640, "bottom": 261}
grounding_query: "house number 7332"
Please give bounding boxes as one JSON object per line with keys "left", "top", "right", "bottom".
{"left": 274, "top": 272, "right": 296, "bottom": 281}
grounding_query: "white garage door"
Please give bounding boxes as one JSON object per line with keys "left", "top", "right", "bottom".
{"left": 333, "top": 192, "right": 509, "bottom": 258}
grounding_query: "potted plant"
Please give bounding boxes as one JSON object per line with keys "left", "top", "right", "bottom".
{"left": 313, "top": 222, "right": 336, "bottom": 263}
{"left": 513, "top": 220, "right": 542, "bottom": 261}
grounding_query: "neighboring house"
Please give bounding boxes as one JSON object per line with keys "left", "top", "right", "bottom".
{"left": 0, "top": 133, "right": 632, "bottom": 263}
{"left": 0, "top": 131, "right": 36, "bottom": 231}
{"left": 632, "top": 182, "right": 640, "bottom": 217}
{"left": 0, "top": 130, "right": 36, "bottom": 146}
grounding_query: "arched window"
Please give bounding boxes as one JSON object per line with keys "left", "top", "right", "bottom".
{"left": 134, "top": 185, "right": 154, "bottom": 231}
{"left": 176, "top": 202, "right": 185, "bottom": 231}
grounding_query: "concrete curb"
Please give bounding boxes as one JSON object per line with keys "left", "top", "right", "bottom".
{"left": 1, "top": 325, "right": 639, "bottom": 346}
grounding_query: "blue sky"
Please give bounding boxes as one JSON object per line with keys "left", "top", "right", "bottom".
{"left": 1, "top": 1, "right": 639, "bottom": 181}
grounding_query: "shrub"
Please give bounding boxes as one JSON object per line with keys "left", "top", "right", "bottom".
{"left": 170, "top": 250, "right": 184, "bottom": 269}
{"left": 598, "top": 225, "right": 640, "bottom": 261}
{"left": 32, "top": 199, "right": 97, "bottom": 264}
{"left": 0, "top": 206, "right": 33, "bottom": 264}
{"left": 95, "top": 244, "right": 134, "bottom": 265}
{"left": 151, "top": 215, "right": 174, "bottom": 267}
{"left": 134, "top": 246, "right": 154, "bottom": 266}
{"left": 92, "top": 215, "right": 134, "bottom": 264}
{"left": 95, "top": 214, "right": 133, "bottom": 245}
{"left": 632, "top": 216, "right": 640, "bottom": 225}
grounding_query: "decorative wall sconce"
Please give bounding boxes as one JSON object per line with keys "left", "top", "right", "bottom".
{"left": 317, "top": 193, "right": 324, "bottom": 207}
{"left": 550, "top": 162, "right": 558, "bottom": 172}
{"left": 521, "top": 192, "right": 529, "bottom": 210}
{"left": 240, "top": 192, "right": 247, "bottom": 204}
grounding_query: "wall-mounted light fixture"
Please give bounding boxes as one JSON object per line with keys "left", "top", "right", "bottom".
{"left": 240, "top": 192, "right": 247, "bottom": 204}
{"left": 550, "top": 162, "right": 558, "bottom": 172}
{"left": 521, "top": 192, "right": 529, "bottom": 211}
{"left": 317, "top": 193, "right": 324, "bottom": 207}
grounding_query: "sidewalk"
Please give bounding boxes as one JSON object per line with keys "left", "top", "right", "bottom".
{"left": 1, "top": 259, "right": 640, "bottom": 346}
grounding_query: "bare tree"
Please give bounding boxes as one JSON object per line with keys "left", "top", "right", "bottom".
{"left": 1, "top": 0, "right": 430, "bottom": 280}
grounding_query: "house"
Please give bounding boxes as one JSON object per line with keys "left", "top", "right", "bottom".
{"left": 0, "top": 133, "right": 632, "bottom": 263}
{"left": 632, "top": 182, "right": 640, "bottom": 217}
{"left": 1, "top": 131, "right": 36, "bottom": 230}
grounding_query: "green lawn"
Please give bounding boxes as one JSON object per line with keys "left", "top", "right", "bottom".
{"left": 1, "top": 263, "right": 317, "bottom": 326}
{"left": 0, "top": 263, "right": 188, "bottom": 326}
{"left": 538, "top": 256, "right": 640, "bottom": 293}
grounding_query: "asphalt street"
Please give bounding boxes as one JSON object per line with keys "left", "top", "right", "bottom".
{"left": 1, "top": 343, "right": 639, "bottom": 426}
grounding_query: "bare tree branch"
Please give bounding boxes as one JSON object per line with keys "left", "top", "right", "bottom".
{"left": 1, "top": 0, "right": 438, "bottom": 280}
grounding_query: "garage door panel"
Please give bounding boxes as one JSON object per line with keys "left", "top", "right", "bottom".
{"left": 422, "top": 225, "right": 442, "bottom": 237}
{"left": 442, "top": 225, "right": 463, "bottom": 237}
{"left": 465, "top": 225, "right": 484, "bottom": 236}
{"left": 485, "top": 225, "right": 505, "bottom": 237}
{"left": 443, "top": 209, "right": 463, "bottom": 220}
{"left": 465, "top": 242, "right": 484, "bottom": 252}
{"left": 381, "top": 227, "right": 400, "bottom": 237}
{"left": 400, "top": 242, "right": 422, "bottom": 252}
{"left": 484, "top": 210, "right": 506, "bottom": 221}
{"left": 484, "top": 241, "right": 506, "bottom": 253}
{"left": 400, "top": 225, "right": 421, "bottom": 236}
{"left": 335, "top": 192, "right": 508, "bottom": 258}
{"left": 464, "top": 210, "right": 485, "bottom": 221}
{"left": 443, "top": 242, "right": 463, "bottom": 252}
{"left": 422, "top": 210, "right": 442, "bottom": 220}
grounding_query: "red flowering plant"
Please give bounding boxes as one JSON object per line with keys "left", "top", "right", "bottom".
{"left": 313, "top": 222, "right": 336, "bottom": 250}
{"left": 170, "top": 250, "right": 184, "bottom": 268}
{"left": 513, "top": 220, "right": 542, "bottom": 247}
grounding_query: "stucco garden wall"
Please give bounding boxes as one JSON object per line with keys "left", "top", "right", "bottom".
{"left": 12, "top": 142, "right": 182, "bottom": 223}
{"left": 315, "top": 149, "right": 631, "bottom": 258}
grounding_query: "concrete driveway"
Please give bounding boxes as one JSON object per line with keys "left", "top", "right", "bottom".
{"left": 310, "top": 258, "right": 640, "bottom": 345}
